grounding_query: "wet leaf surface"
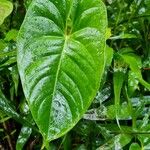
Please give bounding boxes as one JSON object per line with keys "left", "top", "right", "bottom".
{"left": 17, "top": 0, "right": 107, "bottom": 142}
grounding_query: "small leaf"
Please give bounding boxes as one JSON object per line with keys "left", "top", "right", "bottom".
{"left": 0, "top": 0, "right": 13, "bottom": 25}
{"left": 16, "top": 126, "right": 32, "bottom": 150}
{"left": 95, "top": 84, "right": 111, "bottom": 103}
{"left": 113, "top": 59, "right": 126, "bottom": 119}
{"left": 5, "top": 29, "right": 18, "bottom": 41}
{"left": 113, "top": 69, "right": 125, "bottom": 106}
{"left": 97, "top": 134, "right": 132, "bottom": 150}
{"left": 138, "top": 135, "right": 150, "bottom": 149}
{"left": 121, "top": 53, "right": 150, "bottom": 90}
{"left": 129, "top": 143, "right": 141, "bottom": 150}
{"left": 128, "top": 71, "right": 139, "bottom": 96}
{"left": 17, "top": 0, "right": 107, "bottom": 142}
{"left": 24, "top": 0, "right": 32, "bottom": 10}
{"left": 107, "top": 103, "right": 131, "bottom": 120}
{"left": 0, "top": 43, "right": 17, "bottom": 68}
{"left": 0, "top": 56, "right": 16, "bottom": 67}
{"left": 105, "top": 45, "right": 113, "bottom": 68}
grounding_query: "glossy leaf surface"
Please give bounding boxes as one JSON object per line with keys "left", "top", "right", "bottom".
{"left": 17, "top": 0, "right": 107, "bottom": 142}
{"left": 16, "top": 126, "right": 32, "bottom": 150}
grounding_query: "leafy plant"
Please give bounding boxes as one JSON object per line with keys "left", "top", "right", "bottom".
{"left": 17, "top": 0, "right": 107, "bottom": 145}
{"left": 0, "top": 0, "right": 150, "bottom": 149}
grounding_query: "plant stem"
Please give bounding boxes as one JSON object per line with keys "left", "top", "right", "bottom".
{"left": 3, "top": 121, "right": 14, "bottom": 150}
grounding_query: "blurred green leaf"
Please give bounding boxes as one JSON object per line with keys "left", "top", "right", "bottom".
{"left": 5, "top": 29, "right": 18, "bottom": 41}
{"left": 129, "top": 143, "right": 141, "bottom": 150}
{"left": 0, "top": 40, "right": 7, "bottom": 50}
{"left": 0, "top": 0, "right": 13, "bottom": 25}
{"left": 105, "top": 45, "right": 114, "bottom": 68}
{"left": 0, "top": 128, "right": 4, "bottom": 132}
{"left": 84, "top": 106, "right": 107, "bottom": 121}
{"left": 99, "top": 123, "right": 132, "bottom": 134}
{"left": 131, "top": 96, "right": 150, "bottom": 106}
{"left": 95, "top": 84, "right": 111, "bottom": 103}
{"left": 0, "top": 50, "right": 16, "bottom": 58}
{"left": 75, "top": 145, "right": 87, "bottom": 150}
{"left": 0, "top": 56, "right": 16, "bottom": 67}
{"left": 0, "top": 116, "right": 10, "bottom": 123}
{"left": 107, "top": 102, "right": 131, "bottom": 119}
{"left": 110, "top": 33, "right": 137, "bottom": 40}
{"left": 138, "top": 135, "right": 150, "bottom": 149}
{"left": 97, "top": 134, "right": 132, "bottom": 150}
{"left": 62, "top": 134, "right": 71, "bottom": 150}
{"left": 11, "top": 66, "right": 19, "bottom": 95}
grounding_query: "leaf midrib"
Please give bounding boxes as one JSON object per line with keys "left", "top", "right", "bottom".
{"left": 47, "top": 1, "right": 73, "bottom": 140}
{"left": 47, "top": 35, "right": 69, "bottom": 140}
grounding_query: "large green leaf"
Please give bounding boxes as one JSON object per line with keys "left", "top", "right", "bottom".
{"left": 17, "top": 0, "right": 107, "bottom": 142}
{"left": 0, "top": 0, "right": 13, "bottom": 25}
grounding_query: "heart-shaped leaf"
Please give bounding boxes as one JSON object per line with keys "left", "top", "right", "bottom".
{"left": 0, "top": 0, "right": 13, "bottom": 25}
{"left": 17, "top": 0, "right": 107, "bottom": 142}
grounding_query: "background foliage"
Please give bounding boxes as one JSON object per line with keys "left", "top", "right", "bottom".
{"left": 0, "top": 0, "right": 150, "bottom": 149}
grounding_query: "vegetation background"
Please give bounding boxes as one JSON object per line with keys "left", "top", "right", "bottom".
{"left": 0, "top": 0, "right": 150, "bottom": 149}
